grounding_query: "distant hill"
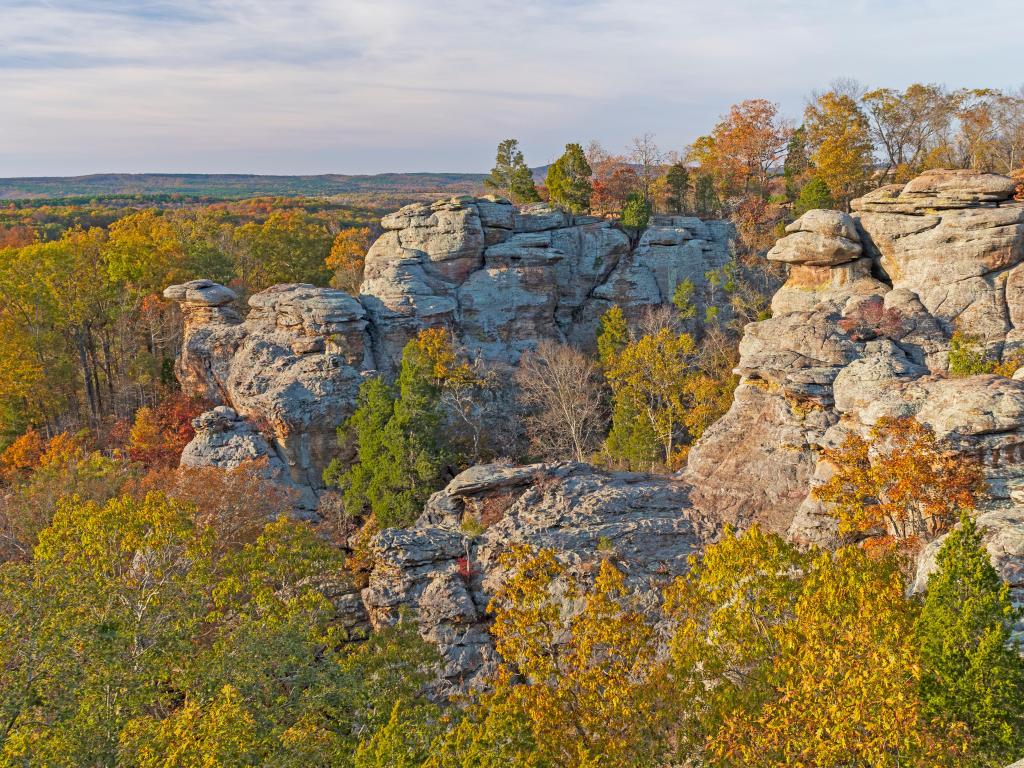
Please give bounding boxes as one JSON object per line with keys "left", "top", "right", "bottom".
{"left": 0, "top": 172, "right": 488, "bottom": 200}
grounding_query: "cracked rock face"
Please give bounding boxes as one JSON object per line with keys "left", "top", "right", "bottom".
{"left": 362, "top": 462, "right": 716, "bottom": 690}
{"left": 166, "top": 201, "right": 736, "bottom": 505}
{"left": 359, "top": 198, "right": 735, "bottom": 371}
{"left": 686, "top": 169, "right": 1024, "bottom": 545}
{"left": 163, "top": 281, "right": 372, "bottom": 507}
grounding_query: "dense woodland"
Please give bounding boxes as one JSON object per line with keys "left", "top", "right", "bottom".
{"left": 1, "top": 81, "right": 1024, "bottom": 766}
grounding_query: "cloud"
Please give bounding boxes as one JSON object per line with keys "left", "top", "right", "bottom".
{"left": 0, "top": 0, "right": 1021, "bottom": 175}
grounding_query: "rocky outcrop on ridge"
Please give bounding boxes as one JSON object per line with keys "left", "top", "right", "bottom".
{"left": 361, "top": 462, "right": 715, "bottom": 689}
{"left": 165, "top": 202, "right": 736, "bottom": 504}
{"left": 685, "top": 169, "right": 1024, "bottom": 542}
{"left": 360, "top": 196, "right": 735, "bottom": 371}
{"left": 164, "top": 280, "right": 372, "bottom": 508}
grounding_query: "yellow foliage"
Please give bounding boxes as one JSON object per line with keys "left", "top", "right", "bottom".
{"left": 484, "top": 546, "right": 672, "bottom": 767}
{"left": 327, "top": 227, "right": 372, "bottom": 295}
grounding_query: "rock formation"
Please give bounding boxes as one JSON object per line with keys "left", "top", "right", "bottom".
{"left": 361, "top": 462, "right": 716, "bottom": 688}
{"left": 686, "top": 169, "right": 1024, "bottom": 546}
{"left": 166, "top": 201, "right": 736, "bottom": 505}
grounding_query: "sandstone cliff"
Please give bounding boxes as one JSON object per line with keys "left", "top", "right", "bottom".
{"left": 165, "top": 200, "right": 736, "bottom": 505}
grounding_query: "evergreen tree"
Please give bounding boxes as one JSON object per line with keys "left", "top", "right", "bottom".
{"left": 484, "top": 139, "right": 540, "bottom": 204}
{"left": 596, "top": 305, "right": 629, "bottom": 368}
{"left": 620, "top": 192, "right": 651, "bottom": 229}
{"left": 792, "top": 176, "right": 834, "bottom": 216}
{"left": 693, "top": 174, "right": 721, "bottom": 218}
{"left": 326, "top": 333, "right": 450, "bottom": 528}
{"left": 918, "top": 514, "right": 1024, "bottom": 764}
{"left": 546, "top": 143, "right": 593, "bottom": 214}
{"left": 664, "top": 161, "right": 690, "bottom": 214}
{"left": 783, "top": 126, "right": 810, "bottom": 200}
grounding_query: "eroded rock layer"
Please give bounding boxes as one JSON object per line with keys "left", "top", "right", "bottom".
{"left": 166, "top": 201, "right": 736, "bottom": 502}
{"left": 686, "top": 170, "right": 1024, "bottom": 543}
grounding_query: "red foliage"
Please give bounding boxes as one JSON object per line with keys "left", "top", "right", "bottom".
{"left": 838, "top": 296, "right": 905, "bottom": 342}
{"left": 456, "top": 555, "right": 476, "bottom": 582}
{"left": 125, "top": 392, "right": 209, "bottom": 468}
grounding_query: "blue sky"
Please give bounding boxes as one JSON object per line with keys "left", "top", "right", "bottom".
{"left": 0, "top": 0, "right": 1021, "bottom": 176}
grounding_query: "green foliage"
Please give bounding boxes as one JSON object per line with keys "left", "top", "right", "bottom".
{"left": 325, "top": 334, "right": 450, "bottom": 528}
{"left": 664, "top": 162, "right": 690, "bottom": 213}
{"left": 595, "top": 305, "right": 629, "bottom": 367}
{"left": 672, "top": 279, "right": 698, "bottom": 320}
{"left": 792, "top": 175, "right": 834, "bottom": 216}
{"left": 355, "top": 701, "right": 439, "bottom": 768}
{"left": 604, "top": 391, "right": 664, "bottom": 470}
{"left": 545, "top": 143, "right": 593, "bottom": 214}
{"left": 620, "top": 192, "right": 651, "bottom": 229}
{"left": 693, "top": 173, "right": 721, "bottom": 217}
{"left": 484, "top": 139, "right": 541, "bottom": 204}
{"left": 946, "top": 330, "right": 1021, "bottom": 378}
{"left": 0, "top": 492, "right": 437, "bottom": 766}
{"left": 918, "top": 514, "right": 1024, "bottom": 763}
{"left": 783, "top": 126, "right": 810, "bottom": 200}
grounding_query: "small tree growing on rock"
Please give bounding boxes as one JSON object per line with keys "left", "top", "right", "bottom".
{"left": 546, "top": 143, "right": 593, "bottom": 214}
{"left": 484, "top": 139, "right": 541, "bottom": 204}
{"left": 814, "top": 416, "right": 986, "bottom": 546}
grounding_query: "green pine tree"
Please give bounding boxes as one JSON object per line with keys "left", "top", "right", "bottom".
{"left": 484, "top": 139, "right": 540, "bottom": 204}
{"left": 665, "top": 161, "right": 690, "bottom": 214}
{"left": 792, "top": 175, "right": 834, "bottom": 216}
{"left": 918, "top": 514, "right": 1024, "bottom": 764}
{"left": 604, "top": 390, "right": 663, "bottom": 471}
{"left": 326, "top": 336, "right": 450, "bottom": 529}
{"left": 545, "top": 143, "right": 593, "bottom": 214}
{"left": 621, "top": 192, "right": 652, "bottom": 230}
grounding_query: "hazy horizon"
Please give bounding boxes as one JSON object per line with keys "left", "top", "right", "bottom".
{"left": 2, "top": 0, "right": 1023, "bottom": 178}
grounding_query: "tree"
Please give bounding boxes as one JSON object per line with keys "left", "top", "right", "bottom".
{"left": 813, "top": 416, "right": 986, "bottom": 544}
{"left": 515, "top": 341, "right": 606, "bottom": 463}
{"left": 791, "top": 175, "right": 834, "bottom": 216}
{"left": 620, "top": 192, "right": 651, "bottom": 229}
{"left": 663, "top": 161, "right": 690, "bottom": 214}
{"left": 545, "top": 143, "right": 593, "bottom": 214}
{"left": 701, "top": 545, "right": 966, "bottom": 767}
{"left": 0, "top": 492, "right": 437, "bottom": 765}
{"left": 233, "top": 209, "right": 333, "bottom": 291}
{"left": 604, "top": 328, "right": 698, "bottom": 466}
{"left": 862, "top": 83, "right": 959, "bottom": 180}
{"left": 709, "top": 99, "right": 792, "bottom": 199}
{"left": 628, "top": 133, "right": 664, "bottom": 200}
{"left": 325, "top": 329, "right": 451, "bottom": 528}
{"left": 327, "top": 226, "right": 373, "bottom": 295}
{"left": 475, "top": 546, "right": 672, "bottom": 767}
{"left": 484, "top": 139, "right": 540, "bottom": 204}
{"left": 918, "top": 514, "right": 1024, "bottom": 764}
{"left": 804, "top": 89, "right": 875, "bottom": 208}
{"left": 783, "top": 126, "right": 810, "bottom": 200}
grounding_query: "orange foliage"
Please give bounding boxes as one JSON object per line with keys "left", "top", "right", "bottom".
{"left": 0, "top": 429, "right": 46, "bottom": 483}
{"left": 126, "top": 393, "right": 208, "bottom": 468}
{"left": 326, "top": 226, "right": 373, "bottom": 295}
{"left": 814, "top": 416, "right": 985, "bottom": 545}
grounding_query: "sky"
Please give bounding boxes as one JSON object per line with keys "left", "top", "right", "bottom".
{"left": 1, "top": 0, "right": 1022, "bottom": 177}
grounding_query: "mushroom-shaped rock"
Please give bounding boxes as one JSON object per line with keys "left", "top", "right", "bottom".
{"left": 767, "top": 209, "right": 862, "bottom": 266}
{"left": 163, "top": 279, "right": 237, "bottom": 307}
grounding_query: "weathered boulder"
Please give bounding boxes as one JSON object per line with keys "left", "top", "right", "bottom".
{"left": 767, "top": 209, "right": 862, "bottom": 266}
{"left": 164, "top": 282, "right": 372, "bottom": 506}
{"left": 687, "top": 170, "right": 1024, "bottom": 543}
{"left": 363, "top": 462, "right": 716, "bottom": 688}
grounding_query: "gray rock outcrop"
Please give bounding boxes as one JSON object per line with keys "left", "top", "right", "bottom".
{"left": 685, "top": 169, "right": 1024, "bottom": 544}
{"left": 166, "top": 202, "right": 736, "bottom": 506}
{"left": 362, "top": 462, "right": 716, "bottom": 689}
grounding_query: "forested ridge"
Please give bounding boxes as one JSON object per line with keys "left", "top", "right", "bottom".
{"left": 2, "top": 80, "right": 1024, "bottom": 766}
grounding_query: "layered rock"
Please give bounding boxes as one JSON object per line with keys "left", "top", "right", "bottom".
{"left": 360, "top": 198, "right": 734, "bottom": 370}
{"left": 686, "top": 170, "right": 1024, "bottom": 543}
{"left": 168, "top": 201, "right": 736, "bottom": 504}
{"left": 362, "top": 462, "right": 716, "bottom": 688}
{"left": 163, "top": 281, "right": 372, "bottom": 507}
